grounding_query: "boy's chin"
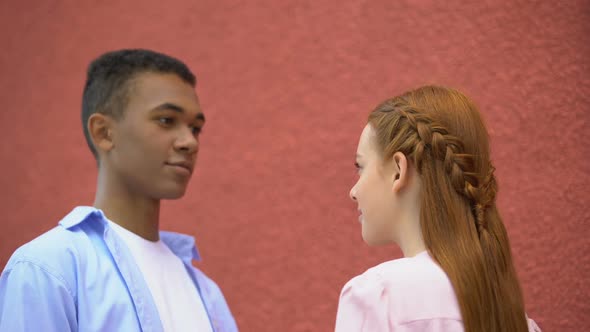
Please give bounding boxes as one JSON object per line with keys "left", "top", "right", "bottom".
{"left": 156, "top": 188, "right": 188, "bottom": 200}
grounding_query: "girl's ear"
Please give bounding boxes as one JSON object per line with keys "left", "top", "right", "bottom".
{"left": 391, "top": 151, "right": 409, "bottom": 193}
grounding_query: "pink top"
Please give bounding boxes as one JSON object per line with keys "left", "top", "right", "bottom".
{"left": 334, "top": 251, "right": 541, "bottom": 332}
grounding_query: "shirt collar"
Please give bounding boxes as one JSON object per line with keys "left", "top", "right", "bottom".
{"left": 58, "top": 206, "right": 201, "bottom": 262}
{"left": 160, "top": 231, "right": 201, "bottom": 262}
{"left": 59, "top": 206, "right": 106, "bottom": 228}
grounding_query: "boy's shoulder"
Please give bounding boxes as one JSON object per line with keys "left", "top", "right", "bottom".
{"left": 3, "top": 207, "right": 105, "bottom": 281}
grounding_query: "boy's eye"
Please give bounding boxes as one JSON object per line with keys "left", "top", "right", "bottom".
{"left": 191, "top": 126, "right": 202, "bottom": 135}
{"left": 159, "top": 117, "right": 174, "bottom": 125}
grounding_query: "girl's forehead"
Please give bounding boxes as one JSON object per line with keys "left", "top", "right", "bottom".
{"left": 358, "top": 125, "right": 377, "bottom": 153}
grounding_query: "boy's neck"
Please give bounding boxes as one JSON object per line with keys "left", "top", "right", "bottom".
{"left": 95, "top": 197, "right": 161, "bottom": 241}
{"left": 93, "top": 171, "right": 161, "bottom": 241}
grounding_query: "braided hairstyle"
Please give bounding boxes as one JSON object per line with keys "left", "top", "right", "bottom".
{"left": 368, "top": 85, "right": 528, "bottom": 332}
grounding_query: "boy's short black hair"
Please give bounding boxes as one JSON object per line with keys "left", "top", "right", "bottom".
{"left": 81, "top": 49, "right": 196, "bottom": 158}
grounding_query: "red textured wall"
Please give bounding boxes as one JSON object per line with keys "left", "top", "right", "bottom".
{"left": 1, "top": 1, "right": 588, "bottom": 331}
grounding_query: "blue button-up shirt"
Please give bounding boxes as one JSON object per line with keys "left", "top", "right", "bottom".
{"left": 0, "top": 206, "right": 238, "bottom": 332}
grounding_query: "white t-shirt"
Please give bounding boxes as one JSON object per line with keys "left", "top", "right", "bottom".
{"left": 108, "top": 221, "right": 213, "bottom": 332}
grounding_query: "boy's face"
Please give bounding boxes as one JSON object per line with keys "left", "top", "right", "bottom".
{"left": 106, "top": 72, "right": 204, "bottom": 200}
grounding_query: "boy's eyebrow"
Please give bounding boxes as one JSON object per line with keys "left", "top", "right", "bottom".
{"left": 151, "top": 102, "right": 206, "bottom": 121}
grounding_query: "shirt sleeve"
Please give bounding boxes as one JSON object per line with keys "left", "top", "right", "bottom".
{"left": 0, "top": 260, "right": 78, "bottom": 332}
{"left": 191, "top": 267, "right": 239, "bottom": 332}
{"left": 334, "top": 273, "right": 390, "bottom": 332}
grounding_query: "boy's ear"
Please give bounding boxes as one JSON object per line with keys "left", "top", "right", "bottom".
{"left": 88, "top": 113, "right": 115, "bottom": 154}
{"left": 391, "top": 151, "right": 409, "bottom": 193}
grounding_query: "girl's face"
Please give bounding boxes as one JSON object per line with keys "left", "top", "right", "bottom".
{"left": 349, "top": 124, "right": 399, "bottom": 246}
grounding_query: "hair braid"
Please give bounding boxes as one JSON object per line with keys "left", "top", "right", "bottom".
{"left": 395, "top": 104, "right": 496, "bottom": 235}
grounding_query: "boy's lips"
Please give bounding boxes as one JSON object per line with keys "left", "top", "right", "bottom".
{"left": 165, "top": 160, "right": 194, "bottom": 174}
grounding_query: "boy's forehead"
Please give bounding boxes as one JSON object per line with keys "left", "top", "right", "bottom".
{"left": 128, "top": 72, "right": 201, "bottom": 110}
